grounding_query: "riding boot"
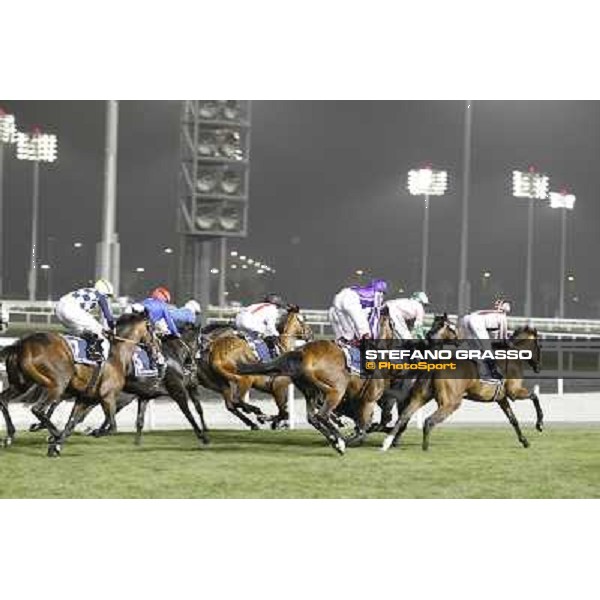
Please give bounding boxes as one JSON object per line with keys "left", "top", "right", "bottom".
{"left": 264, "top": 335, "right": 279, "bottom": 359}
{"left": 485, "top": 358, "right": 503, "bottom": 381}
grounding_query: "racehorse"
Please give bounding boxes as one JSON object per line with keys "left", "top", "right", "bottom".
{"left": 0, "top": 312, "right": 157, "bottom": 456}
{"left": 237, "top": 313, "right": 457, "bottom": 454}
{"left": 381, "top": 325, "right": 542, "bottom": 452}
{"left": 196, "top": 305, "right": 314, "bottom": 429}
{"left": 73, "top": 321, "right": 209, "bottom": 446}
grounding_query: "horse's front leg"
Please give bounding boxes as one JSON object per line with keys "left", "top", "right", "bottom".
{"left": 47, "top": 399, "right": 90, "bottom": 457}
{"left": 497, "top": 397, "right": 530, "bottom": 448}
{"left": 506, "top": 382, "right": 544, "bottom": 432}
{"left": 92, "top": 392, "right": 118, "bottom": 438}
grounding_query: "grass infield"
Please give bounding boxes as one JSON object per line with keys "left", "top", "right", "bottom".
{"left": 0, "top": 426, "right": 599, "bottom": 498}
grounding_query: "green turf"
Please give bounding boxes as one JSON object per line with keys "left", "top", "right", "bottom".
{"left": 0, "top": 426, "right": 598, "bottom": 498}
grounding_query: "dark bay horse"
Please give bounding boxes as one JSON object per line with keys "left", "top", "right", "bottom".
{"left": 0, "top": 312, "right": 157, "bottom": 456}
{"left": 382, "top": 326, "right": 542, "bottom": 452}
{"left": 73, "top": 322, "right": 209, "bottom": 446}
{"left": 196, "top": 306, "right": 313, "bottom": 429}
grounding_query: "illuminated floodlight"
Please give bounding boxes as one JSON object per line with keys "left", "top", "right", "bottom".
{"left": 482, "top": 271, "right": 491, "bottom": 279}
{"left": 567, "top": 275, "right": 575, "bottom": 282}
{"left": 222, "top": 101, "right": 241, "bottom": 121}
{"left": 40, "top": 264, "right": 51, "bottom": 270}
{"left": 239, "top": 255, "right": 246, "bottom": 261}
{"left": 231, "top": 264, "right": 238, "bottom": 269}
{"left": 218, "top": 205, "right": 241, "bottom": 230}
{"left": 164, "top": 247, "right": 174, "bottom": 254}
{"left": 73, "top": 242, "right": 83, "bottom": 248}
{"left": 198, "top": 101, "right": 220, "bottom": 120}
{"left": 197, "top": 169, "right": 218, "bottom": 193}
{"left": 220, "top": 171, "right": 242, "bottom": 195}
{"left": 230, "top": 250, "right": 238, "bottom": 257}
{"left": 247, "top": 259, "right": 254, "bottom": 265}
{"left": 549, "top": 191, "right": 576, "bottom": 210}
{"left": 512, "top": 169, "right": 549, "bottom": 199}
{"left": 407, "top": 168, "right": 448, "bottom": 196}
{"left": 16, "top": 129, "right": 58, "bottom": 162}
{"left": 0, "top": 109, "right": 17, "bottom": 144}
{"left": 241, "top": 264, "right": 248, "bottom": 269}
{"left": 135, "top": 267, "right": 145, "bottom": 273}
{"left": 257, "top": 269, "right": 264, "bottom": 274}
{"left": 210, "top": 268, "right": 219, "bottom": 274}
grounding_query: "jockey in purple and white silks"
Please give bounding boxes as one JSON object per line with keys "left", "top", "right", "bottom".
{"left": 385, "top": 291, "right": 429, "bottom": 340}
{"left": 329, "top": 279, "right": 387, "bottom": 344}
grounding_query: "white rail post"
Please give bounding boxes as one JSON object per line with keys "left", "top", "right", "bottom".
{"left": 287, "top": 384, "right": 295, "bottom": 429}
{"left": 148, "top": 399, "right": 155, "bottom": 431}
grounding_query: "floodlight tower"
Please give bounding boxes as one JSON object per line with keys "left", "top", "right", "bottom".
{"left": 549, "top": 189, "right": 576, "bottom": 318}
{"left": 0, "top": 108, "right": 17, "bottom": 296}
{"left": 512, "top": 166, "right": 549, "bottom": 318}
{"left": 16, "top": 127, "right": 58, "bottom": 301}
{"left": 178, "top": 101, "right": 251, "bottom": 308}
{"left": 407, "top": 166, "right": 448, "bottom": 292}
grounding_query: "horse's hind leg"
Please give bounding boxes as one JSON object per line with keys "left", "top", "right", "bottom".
{"left": 31, "top": 388, "right": 62, "bottom": 440}
{"left": 170, "top": 385, "right": 209, "bottom": 445}
{"left": 223, "top": 383, "right": 260, "bottom": 430}
{"left": 135, "top": 398, "right": 148, "bottom": 446}
{"left": 235, "top": 377, "right": 270, "bottom": 424}
{"left": 29, "top": 399, "right": 58, "bottom": 432}
{"left": 188, "top": 384, "right": 210, "bottom": 435}
{"left": 497, "top": 397, "right": 530, "bottom": 448}
{"left": 270, "top": 377, "right": 290, "bottom": 429}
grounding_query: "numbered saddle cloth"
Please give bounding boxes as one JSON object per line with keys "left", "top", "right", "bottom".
{"left": 338, "top": 341, "right": 361, "bottom": 374}
{"left": 131, "top": 347, "right": 158, "bottom": 378}
{"left": 62, "top": 334, "right": 101, "bottom": 366}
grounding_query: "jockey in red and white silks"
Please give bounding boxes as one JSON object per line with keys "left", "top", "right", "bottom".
{"left": 329, "top": 279, "right": 387, "bottom": 343}
{"left": 385, "top": 291, "right": 429, "bottom": 340}
{"left": 459, "top": 299, "right": 511, "bottom": 349}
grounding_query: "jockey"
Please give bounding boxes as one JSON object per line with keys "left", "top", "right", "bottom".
{"left": 385, "top": 291, "right": 430, "bottom": 341}
{"left": 142, "top": 287, "right": 180, "bottom": 338}
{"left": 459, "top": 298, "right": 511, "bottom": 381}
{"left": 235, "top": 293, "right": 285, "bottom": 357}
{"left": 55, "top": 278, "right": 116, "bottom": 362}
{"left": 329, "top": 278, "right": 387, "bottom": 345}
{"left": 141, "top": 287, "right": 180, "bottom": 376}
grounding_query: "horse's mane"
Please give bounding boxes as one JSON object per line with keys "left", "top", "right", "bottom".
{"left": 116, "top": 312, "right": 147, "bottom": 328}
{"left": 512, "top": 325, "right": 538, "bottom": 338}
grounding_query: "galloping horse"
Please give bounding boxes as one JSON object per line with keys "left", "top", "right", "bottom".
{"left": 74, "top": 321, "right": 209, "bottom": 446}
{"left": 382, "top": 325, "right": 542, "bottom": 452}
{"left": 196, "top": 305, "right": 314, "bottom": 429}
{"left": 238, "top": 313, "right": 458, "bottom": 454}
{"left": 0, "top": 312, "right": 157, "bottom": 456}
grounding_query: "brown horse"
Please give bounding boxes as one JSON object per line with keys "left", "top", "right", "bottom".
{"left": 0, "top": 312, "right": 157, "bottom": 456}
{"left": 237, "top": 313, "right": 457, "bottom": 454}
{"left": 381, "top": 326, "right": 542, "bottom": 452}
{"left": 195, "top": 306, "right": 314, "bottom": 429}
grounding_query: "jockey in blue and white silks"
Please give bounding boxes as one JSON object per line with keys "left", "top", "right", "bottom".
{"left": 329, "top": 279, "right": 387, "bottom": 344}
{"left": 55, "top": 278, "right": 116, "bottom": 361}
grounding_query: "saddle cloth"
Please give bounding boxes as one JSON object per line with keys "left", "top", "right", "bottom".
{"left": 238, "top": 332, "right": 275, "bottom": 362}
{"left": 338, "top": 341, "right": 361, "bottom": 374}
{"left": 62, "top": 334, "right": 102, "bottom": 366}
{"left": 131, "top": 347, "right": 158, "bottom": 378}
{"left": 62, "top": 334, "right": 158, "bottom": 377}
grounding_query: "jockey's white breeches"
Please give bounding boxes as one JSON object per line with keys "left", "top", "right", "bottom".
{"left": 55, "top": 297, "right": 104, "bottom": 337}
{"left": 387, "top": 309, "right": 412, "bottom": 340}
{"left": 459, "top": 314, "right": 492, "bottom": 350}
{"left": 329, "top": 288, "right": 371, "bottom": 340}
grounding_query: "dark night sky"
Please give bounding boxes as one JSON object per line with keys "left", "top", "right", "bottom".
{"left": 1, "top": 100, "right": 599, "bottom": 317}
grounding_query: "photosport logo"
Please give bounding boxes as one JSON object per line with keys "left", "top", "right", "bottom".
{"left": 360, "top": 337, "right": 600, "bottom": 380}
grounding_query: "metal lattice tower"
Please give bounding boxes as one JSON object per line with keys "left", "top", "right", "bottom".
{"left": 177, "top": 101, "right": 251, "bottom": 307}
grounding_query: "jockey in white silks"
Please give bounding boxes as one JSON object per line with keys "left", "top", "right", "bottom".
{"left": 458, "top": 299, "right": 511, "bottom": 380}
{"left": 385, "top": 291, "right": 430, "bottom": 340}
{"left": 235, "top": 293, "right": 286, "bottom": 356}
{"left": 329, "top": 279, "right": 387, "bottom": 344}
{"left": 55, "top": 278, "right": 116, "bottom": 362}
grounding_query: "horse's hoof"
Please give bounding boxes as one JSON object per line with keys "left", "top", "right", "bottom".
{"left": 29, "top": 423, "right": 45, "bottom": 433}
{"left": 521, "top": 438, "right": 530, "bottom": 448}
{"left": 47, "top": 445, "right": 61, "bottom": 458}
{"left": 381, "top": 435, "right": 395, "bottom": 452}
{"left": 250, "top": 423, "right": 260, "bottom": 431}
{"left": 536, "top": 423, "right": 544, "bottom": 433}
{"left": 2, "top": 437, "right": 13, "bottom": 448}
{"left": 134, "top": 437, "right": 142, "bottom": 446}
{"left": 332, "top": 437, "right": 345, "bottom": 455}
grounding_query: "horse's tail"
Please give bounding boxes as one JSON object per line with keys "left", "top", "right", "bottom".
{"left": 0, "top": 339, "right": 19, "bottom": 363}
{"left": 237, "top": 350, "right": 304, "bottom": 378}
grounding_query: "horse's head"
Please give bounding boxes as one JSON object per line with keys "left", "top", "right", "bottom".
{"left": 277, "top": 304, "right": 314, "bottom": 343}
{"left": 427, "top": 313, "right": 458, "bottom": 345}
{"left": 378, "top": 306, "right": 394, "bottom": 340}
{"left": 511, "top": 325, "right": 541, "bottom": 373}
{"left": 115, "top": 311, "right": 158, "bottom": 350}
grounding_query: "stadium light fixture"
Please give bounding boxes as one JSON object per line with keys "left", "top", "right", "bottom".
{"left": 16, "top": 127, "right": 58, "bottom": 301}
{"left": 135, "top": 267, "right": 145, "bottom": 273}
{"left": 0, "top": 107, "right": 18, "bottom": 296}
{"left": 549, "top": 188, "right": 576, "bottom": 318}
{"left": 73, "top": 241, "right": 83, "bottom": 248}
{"left": 230, "top": 250, "right": 238, "bottom": 257}
{"left": 511, "top": 166, "right": 550, "bottom": 318}
{"left": 407, "top": 166, "right": 448, "bottom": 293}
